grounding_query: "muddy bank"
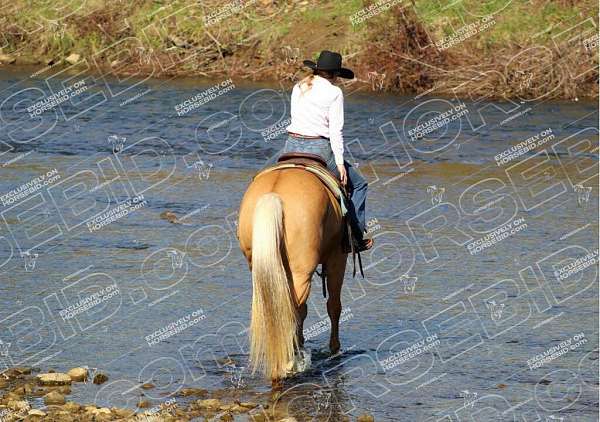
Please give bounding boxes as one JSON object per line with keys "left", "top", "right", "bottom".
{"left": 0, "top": 0, "right": 597, "bottom": 100}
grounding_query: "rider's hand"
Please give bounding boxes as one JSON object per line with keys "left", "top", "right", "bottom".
{"left": 337, "top": 164, "right": 347, "bottom": 186}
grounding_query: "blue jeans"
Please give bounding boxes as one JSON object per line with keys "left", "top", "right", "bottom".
{"left": 265, "top": 136, "right": 368, "bottom": 234}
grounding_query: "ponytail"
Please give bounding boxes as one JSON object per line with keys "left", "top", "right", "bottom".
{"left": 299, "top": 74, "right": 315, "bottom": 95}
{"left": 298, "top": 69, "right": 336, "bottom": 95}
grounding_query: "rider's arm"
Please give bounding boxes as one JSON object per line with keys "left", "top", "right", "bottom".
{"left": 290, "top": 84, "right": 299, "bottom": 117}
{"left": 328, "top": 89, "right": 344, "bottom": 166}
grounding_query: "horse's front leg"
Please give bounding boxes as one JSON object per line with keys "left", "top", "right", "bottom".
{"left": 326, "top": 252, "right": 346, "bottom": 354}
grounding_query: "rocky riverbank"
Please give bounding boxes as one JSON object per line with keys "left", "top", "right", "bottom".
{"left": 0, "top": 366, "right": 375, "bottom": 421}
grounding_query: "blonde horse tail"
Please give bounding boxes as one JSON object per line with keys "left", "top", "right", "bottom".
{"left": 250, "top": 193, "right": 298, "bottom": 379}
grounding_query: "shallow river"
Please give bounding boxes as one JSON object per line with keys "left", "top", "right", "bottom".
{"left": 0, "top": 67, "right": 598, "bottom": 421}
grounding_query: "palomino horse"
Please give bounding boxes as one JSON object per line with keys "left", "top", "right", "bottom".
{"left": 237, "top": 167, "right": 347, "bottom": 383}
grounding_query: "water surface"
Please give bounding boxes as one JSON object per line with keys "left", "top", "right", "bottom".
{"left": 0, "top": 67, "right": 598, "bottom": 421}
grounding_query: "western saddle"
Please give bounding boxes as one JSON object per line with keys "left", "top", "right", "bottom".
{"left": 253, "top": 152, "right": 365, "bottom": 297}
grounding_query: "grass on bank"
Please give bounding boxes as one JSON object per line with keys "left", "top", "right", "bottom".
{"left": 0, "top": 0, "right": 597, "bottom": 99}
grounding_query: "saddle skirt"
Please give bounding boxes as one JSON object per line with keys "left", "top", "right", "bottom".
{"left": 254, "top": 153, "right": 348, "bottom": 216}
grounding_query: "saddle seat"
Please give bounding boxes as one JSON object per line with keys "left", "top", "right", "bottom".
{"left": 277, "top": 152, "right": 328, "bottom": 169}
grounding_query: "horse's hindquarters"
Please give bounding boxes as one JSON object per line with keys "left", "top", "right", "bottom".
{"left": 237, "top": 169, "right": 344, "bottom": 380}
{"left": 238, "top": 169, "right": 343, "bottom": 265}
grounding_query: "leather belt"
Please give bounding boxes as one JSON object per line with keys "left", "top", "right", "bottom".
{"left": 288, "top": 131, "right": 329, "bottom": 140}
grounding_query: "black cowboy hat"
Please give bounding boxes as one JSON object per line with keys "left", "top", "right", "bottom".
{"left": 303, "top": 50, "right": 354, "bottom": 79}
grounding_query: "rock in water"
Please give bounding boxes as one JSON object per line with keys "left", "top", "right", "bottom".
{"left": 137, "top": 399, "right": 151, "bottom": 408}
{"left": 93, "top": 373, "right": 109, "bottom": 385}
{"left": 28, "top": 409, "right": 46, "bottom": 417}
{"left": 112, "top": 408, "right": 135, "bottom": 418}
{"left": 62, "top": 402, "right": 81, "bottom": 412}
{"left": 67, "top": 367, "right": 88, "bottom": 382}
{"left": 55, "top": 385, "right": 71, "bottom": 394}
{"left": 0, "top": 54, "right": 16, "bottom": 64}
{"left": 36, "top": 373, "right": 72, "bottom": 386}
{"left": 178, "top": 387, "right": 208, "bottom": 397}
{"left": 44, "top": 391, "right": 66, "bottom": 405}
{"left": 88, "top": 407, "right": 112, "bottom": 418}
{"left": 14, "top": 366, "right": 32, "bottom": 375}
{"left": 160, "top": 211, "right": 181, "bottom": 224}
{"left": 7, "top": 400, "right": 29, "bottom": 411}
{"left": 357, "top": 414, "right": 375, "bottom": 422}
{"left": 196, "top": 398, "right": 222, "bottom": 409}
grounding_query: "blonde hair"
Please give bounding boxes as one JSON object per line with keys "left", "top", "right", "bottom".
{"left": 299, "top": 70, "right": 336, "bottom": 95}
{"left": 299, "top": 74, "right": 316, "bottom": 95}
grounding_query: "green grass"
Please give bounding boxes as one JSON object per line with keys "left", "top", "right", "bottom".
{"left": 0, "top": 0, "right": 596, "bottom": 98}
{"left": 412, "top": 0, "right": 595, "bottom": 46}
{"left": 1, "top": 0, "right": 595, "bottom": 55}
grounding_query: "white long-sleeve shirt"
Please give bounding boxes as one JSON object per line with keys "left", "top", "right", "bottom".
{"left": 286, "top": 75, "right": 345, "bottom": 165}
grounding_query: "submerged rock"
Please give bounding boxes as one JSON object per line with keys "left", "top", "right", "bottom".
{"left": 357, "top": 414, "right": 375, "bottom": 422}
{"left": 2, "top": 368, "right": 24, "bottom": 379}
{"left": 230, "top": 404, "right": 249, "bottom": 413}
{"left": 13, "top": 367, "right": 32, "bottom": 375}
{"left": 160, "top": 211, "right": 181, "bottom": 224}
{"left": 51, "top": 385, "right": 72, "bottom": 395}
{"left": 178, "top": 387, "right": 208, "bottom": 397}
{"left": 137, "top": 399, "right": 151, "bottom": 408}
{"left": 67, "top": 367, "right": 88, "bottom": 382}
{"left": 36, "top": 373, "right": 71, "bottom": 386}
{"left": 217, "top": 357, "right": 236, "bottom": 366}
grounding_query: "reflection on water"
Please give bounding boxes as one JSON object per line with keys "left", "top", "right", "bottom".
{"left": 0, "top": 67, "right": 598, "bottom": 421}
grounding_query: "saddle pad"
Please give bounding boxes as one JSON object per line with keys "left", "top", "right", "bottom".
{"left": 254, "top": 163, "right": 348, "bottom": 216}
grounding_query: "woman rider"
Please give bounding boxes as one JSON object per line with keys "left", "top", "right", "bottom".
{"left": 277, "top": 50, "right": 374, "bottom": 252}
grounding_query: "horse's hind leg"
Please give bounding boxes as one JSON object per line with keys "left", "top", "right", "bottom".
{"left": 291, "top": 271, "right": 312, "bottom": 348}
{"left": 296, "top": 302, "right": 308, "bottom": 347}
{"left": 325, "top": 252, "right": 346, "bottom": 355}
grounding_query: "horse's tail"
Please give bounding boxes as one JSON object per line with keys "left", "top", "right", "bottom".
{"left": 250, "top": 193, "right": 297, "bottom": 379}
